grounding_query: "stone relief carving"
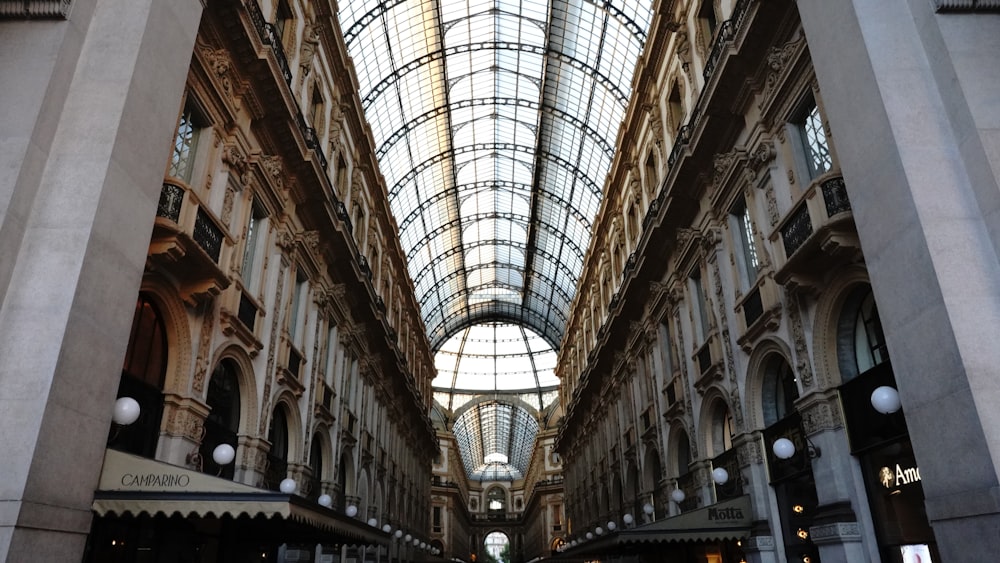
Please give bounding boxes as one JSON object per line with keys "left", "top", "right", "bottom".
{"left": 261, "top": 155, "right": 284, "bottom": 190}
{"left": 759, "top": 34, "right": 807, "bottom": 108}
{"left": 191, "top": 309, "right": 215, "bottom": 395}
{"left": 801, "top": 399, "right": 844, "bottom": 435}
{"left": 785, "top": 289, "right": 814, "bottom": 389}
{"left": 259, "top": 261, "right": 286, "bottom": 435}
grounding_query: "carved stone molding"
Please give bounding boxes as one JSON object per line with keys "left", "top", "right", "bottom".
{"left": 759, "top": 34, "right": 807, "bottom": 109}
{"left": 0, "top": 0, "right": 72, "bottom": 17}
{"left": 800, "top": 398, "right": 844, "bottom": 435}
{"left": 810, "top": 522, "right": 861, "bottom": 544}
{"left": 743, "top": 535, "right": 775, "bottom": 551}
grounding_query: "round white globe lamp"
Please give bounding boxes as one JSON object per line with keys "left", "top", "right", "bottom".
{"left": 772, "top": 437, "right": 796, "bottom": 460}
{"left": 871, "top": 386, "right": 902, "bottom": 414}
{"left": 212, "top": 444, "right": 236, "bottom": 465}
{"left": 712, "top": 467, "right": 729, "bottom": 485}
{"left": 622, "top": 513, "right": 634, "bottom": 525}
{"left": 112, "top": 397, "right": 141, "bottom": 426}
{"left": 279, "top": 478, "right": 297, "bottom": 494}
{"left": 670, "top": 488, "right": 686, "bottom": 503}
{"left": 345, "top": 504, "right": 358, "bottom": 518}
{"left": 318, "top": 494, "right": 333, "bottom": 507}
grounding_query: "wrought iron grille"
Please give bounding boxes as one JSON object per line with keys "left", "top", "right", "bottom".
{"left": 821, "top": 176, "right": 851, "bottom": 216}
{"left": 238, "top": 291, "right": 257, "bottom": 332}
{"left": 157, "top": 182, "right": 184, "bottom": 223}
{"left": 781, "top": 205, "right": 813, "bottom": 258}
{"left": 743, "top": 287, "right": 763, "bottom": 327}
{"left": 193, "top": 209, "right": 224, "bottom": 262}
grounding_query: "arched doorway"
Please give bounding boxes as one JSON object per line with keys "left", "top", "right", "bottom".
{"left": 484, "top": 530, "right": 510, "bottom": 563}
{"left": 200, "top": 359, "right": 241, "bottom": 479}
{"left": 113, "top": 294, "right": 168, "bottom": 458}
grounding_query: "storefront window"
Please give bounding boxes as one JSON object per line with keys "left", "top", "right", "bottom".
{"left": 200, "top": 360, "right": 241, "bottom": 479}
{"left": 112, "top": 295, "right": 167, "bottom": 458}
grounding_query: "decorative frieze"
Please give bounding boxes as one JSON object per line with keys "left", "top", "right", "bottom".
{"left": 810, "top": 522, "right": 861, "bottom": 544}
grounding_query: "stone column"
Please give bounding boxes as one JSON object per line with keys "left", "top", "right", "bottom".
{"left": 798, "top": 1, "right": 1000, "bottom": 560}
{"left": 0, "top": 0, "right": 203, "bottom": 560}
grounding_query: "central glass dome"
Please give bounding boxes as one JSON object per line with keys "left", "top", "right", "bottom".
{"left": 433, "top": 322, "right": 558, "bottom": 480}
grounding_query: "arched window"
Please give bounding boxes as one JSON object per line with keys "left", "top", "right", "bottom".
{"left": 113, "top": 295, "right": 167, "bottom": 458}
{"left": 675, "top": 431, "right": 691, "bottom": 477}
{"left": 763, "top": 357, "right": 799, "bottom": 427}
{"left": 709, "top": 402, "right": 734, "bottom": 457}
{"left": 854, "top": 290, "right": 888, "bottom": 374}
{"left": 487, "top": 486, "right": 507, "bottom": 512}
{"left": 309, "top": 434, "right": 324, "bottom": 501}
{"left": 200, "top": 360, "right": 241, "bottom": 479}
{"left": 265, "top": 408, "right": 289, "bottom": 490}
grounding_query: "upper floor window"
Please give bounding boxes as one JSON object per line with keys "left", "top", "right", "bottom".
{"left": 241, "top": 200, "right": 268, "bottom": 290}
{"left": 274, "top": 0, "right": 294, "bottom": 52}
{"left": 667, "top": 82, "right": 683, "bottom": 136}
{"left": 169, "top": 103, "right": 207, "bottom": 182}
{"left": 709, "top": 402, "right": 735, "bottom": 456}
{"left": 795, "top": 97, "right": 832, "bottom": 179}
{"left": 698, "top": 0, "right": 719, "bottom": 41}
{"left": 289, "top": 269, "right": 308, "bottom": 346}
{"left": 730, "top": 197, "right": 759, "bottom": 289}
{"left": 487, "top": 486, "right": 507, "bottom": 511}
{"left": 689, "top": 269, "right": 710, "bottom": 343}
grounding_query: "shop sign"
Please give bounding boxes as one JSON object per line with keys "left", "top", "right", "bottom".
{"left": 707, "top": 505, "right": 745, "bottom": 523}
{"left": 879, "top": 463, "right": 921, "bottom": 489}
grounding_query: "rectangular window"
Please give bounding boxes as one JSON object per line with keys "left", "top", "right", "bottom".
{"left": 324, "top": 322, "right": 338, "bottom": 386}
{"left": 689, "top": 270, "right": 710, "bottom": 343}
{"left": 242, "top": 200, "right": 267, "bottom": 290}
{"left": 433, "top": 506, "right": 442, "bottom": 530}
{"left": 169, "top": 104, "right": 204, "bottom": 182}
{"left": 289, "top": 270, "right": 307, "bottom": 345}
{"left": 796, "top": 97, "right": 833, "bottom": 179}
{"left": 660, "top": 320, "right": 674, "bottom": 375}
{"left": 698, "top": 0, "right": 718, "bottom": 39}
{"left": 729, "top": 197, "right": 759, "bottom": 288}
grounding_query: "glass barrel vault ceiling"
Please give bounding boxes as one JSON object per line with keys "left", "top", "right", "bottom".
{"left": 338, "top": 0, "right": 654, "bottom": 350}
{"left": 337, "top": 0, "right": 653, "bottom": 480}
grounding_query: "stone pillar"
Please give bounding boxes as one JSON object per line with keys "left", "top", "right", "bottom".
{"left": 797, "top": 1, "right": 1000, "bottom": 559}
{"left": 0, "top": 0, "right": 203, "bottom": 560}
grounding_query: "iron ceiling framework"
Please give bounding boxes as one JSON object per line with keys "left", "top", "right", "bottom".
{"left": 338, "top": 0, "right": 653, "bottom": 479}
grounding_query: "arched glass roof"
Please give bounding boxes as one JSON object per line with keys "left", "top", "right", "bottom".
{"left": 338, "top": 0, "right": 654, "bottom": 350}
{"left": 453, "top": 400, "right": 539, "bottom": 480}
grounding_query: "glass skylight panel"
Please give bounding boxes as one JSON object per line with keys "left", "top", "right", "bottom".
{"left": 339, "top": 0, "right": 652, "bottom": 358}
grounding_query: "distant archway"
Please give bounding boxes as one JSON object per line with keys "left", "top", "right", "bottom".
{"left": 484, "top": 530, "right": 510, "bottom": 563}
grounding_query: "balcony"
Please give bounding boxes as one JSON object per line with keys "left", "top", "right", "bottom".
{"left": 314, "top": 382, "right": 336, "bottom": 423}
{"left": 277, "top": 344, "right": 305, "bottom": 397}
{"left": 148, "top": 181, "right": 231, "bottom": 305}
{"left": 220, "top": 287, "right": 264, "bottom": 356}
{"left": 773, "top": 173, "right": 861, "bottom": 294}
{"left": 692, "top": 333, "right": 724, "bottom": 393}
{"left": 735, "top": 277, "right": 782, "bottom": 352}
{"left": 663, "top": 372, "right": 684, "bottom": 419}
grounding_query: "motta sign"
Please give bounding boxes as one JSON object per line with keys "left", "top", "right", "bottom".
{"left": 879, "top": 464, "right": 922, "bottom": 489}
{"left": 707, "top": 506, "right": 744, "bottom": 522}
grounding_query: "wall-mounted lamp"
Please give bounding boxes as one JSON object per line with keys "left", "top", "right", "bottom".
{"left": 606, "top": 520, "right": 617, "bottom": 531}
{"left": 622, "top": 513, "right": 634, "bottom": 525}
{"left": 404, "top": 533, "right": 412, "bottom": 542}
{"left": 772, "top": 437, "right": 821, "bottom": 460}
{"left": 346, "top": 504, "right": 359, "bottom": 518}
{"left": 712, "top": 467, "right": 729, "bottom": 485}
{"left": 594, "top": 526, "right": 603, "bottom": 535}
{"left": 318, "top": 494, "right": 333, "bottom": 507}
{"left": 585, "top": 532, "right": 593, "bottom": 540}
{"left": 279, "top": 478, "right": 297, "bottom": 494}
{"left": 382, "top": 524, "right": 392, "bottom": 533}
{"left": 670, "top": 488, "right": 686, "bottom": 504}
{"left": 642, "top": 502, "right": 654, "bottom": 516}
{"left": 112, "top": 397, "right": 141, "bottom": 425}
{"left": 870, "top": 385, "right": 901, "bottom": 414}
{"left": 395, "top": 530, "right": 404, "bottom": 539}
{"left": 367, "top": 517, "right": 379, "bottom": 527}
